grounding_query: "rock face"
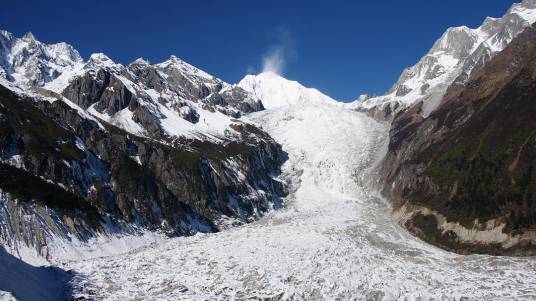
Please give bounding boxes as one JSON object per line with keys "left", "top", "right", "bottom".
{"left": 380, "top": 24, "right": 536, "bottom": 255}
{"left": 0, "top": 30, "right": 286, "bottom": 260}
{"left": 0, "top": 84, "right": 286, "bottom": 259}
{"left": 352, "top": 0, "right": 536, "bottom": 121}
{"left": 0, "top": 30, "right": 265, "bottom": 143}
{"left": 57, "top": 53, "right": 264, "bottom": 142}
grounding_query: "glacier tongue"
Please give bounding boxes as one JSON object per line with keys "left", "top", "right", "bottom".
{"left": 66, "top": 101, "right": 536, "bottom": 300}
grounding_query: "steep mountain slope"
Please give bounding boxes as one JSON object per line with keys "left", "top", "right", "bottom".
{"left": 0, "top": 30, "right": 286, "bottom": 261}
{"left": 380, "top": 23, "right": 536, "bottom": 255}
{"left": 353, "top": 0, "right": 536, "bottom": 120}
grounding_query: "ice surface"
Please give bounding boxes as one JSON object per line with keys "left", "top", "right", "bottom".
{"left": 65, "top": 101, "right": 536, "bottom": 300}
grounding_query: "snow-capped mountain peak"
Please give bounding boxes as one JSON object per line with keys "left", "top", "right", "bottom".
{"left": 130, "top": 57, "right": 150, "bottom": 66}
{"left": 86, "top": 52, "right": 120, "bottom": 70}
{"left": 510, "top": 0, "right": 536, "bottom": 23}
{"left": 0, "top": 30, "right": 84, "bottom": 88}
{"left": 21, "top": 31, "right": 36, "bottom": 42}
{"left": 238, "top": 71, "right": 337, "bottom": 109}
{"left": 88, "top": 52, "right": 113, "bottom": 63}
{"left": 157, "top": 55, "right": 216, "bottom": 82}
{"left": 0, "top": 29, "right": 267, "bottom": 144}
{"left": 355, "top": 0, "right": 536, "bottom": 119}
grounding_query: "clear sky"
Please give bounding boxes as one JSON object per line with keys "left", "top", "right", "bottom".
{"left": 0, "top": 0, "right": 519, "bottom": 101}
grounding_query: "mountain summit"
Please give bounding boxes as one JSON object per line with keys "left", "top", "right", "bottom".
{"left": 238, "top": 71, "right": 337, "bottom": 109}
{"left": 354, "top": 0, "right": 536, "bottom": 120}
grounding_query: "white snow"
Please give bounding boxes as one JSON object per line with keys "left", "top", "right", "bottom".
{"left": 88, "top": 105, "right": 142, "bottom": 135}
{"left": 156, "top": 100, "right": 237, "bottom": 142}
{"left": 59, "top": 96, "right": 106, "bottom": 130}
{"left": 238, "top": 72, "right": 338, "bottom": 109}
{"left": 43, "top": 62, "right": 85, "bottom": 93}
{"left": 0, "top": 31, "right": 84, "bottom": 89}
{"left": 45, "top": 230, "right": 167, "bottom": 265}
{"left": 0, "top": 30, "right": 262, "bottom": 145}
{"left": 62, "top": 100, "right": 536, "bottom": 300}
{"left": 354, "top": 0, "right": 536, "bottom": 117}
{"left": 87, "top": 53, "right": 120, "bottom": 70}
{"left": 0, "top": 291, "right": 17, "bottom": 301}
{"left": 510, "top": 1, "right": 536, "bottom": 24}
{"left": 2, "top": 154, "right": 24, "bottom": 169}
{"left": 130, "top": 155, "right": 142, "bottom": 166}
{"left": 1, "top": 3, "right": 536, "bottom": 298}
{"left": 74, "top": 136, "right": 86, "bottom": 151}
{"left": 156, "top": 55, "right": 215, "bottom": 81}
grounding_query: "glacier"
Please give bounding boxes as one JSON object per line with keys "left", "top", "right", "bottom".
{"left": 1, "top": 1, "right": 536, "bottom": 299}
{"left": 55, "top": 73, "right": 536, "bottom": 300}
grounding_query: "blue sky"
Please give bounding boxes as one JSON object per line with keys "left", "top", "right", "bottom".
{"left": 0, "top": 0, "right": 518, "bottom": 101}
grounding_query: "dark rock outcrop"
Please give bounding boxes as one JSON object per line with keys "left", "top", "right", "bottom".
{"left": 62, "top": 68, "right": 137, "bottom": 115}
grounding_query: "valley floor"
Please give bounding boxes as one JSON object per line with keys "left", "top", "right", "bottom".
{"left": 52, "top": 104, "right": 536, "bottom": 299}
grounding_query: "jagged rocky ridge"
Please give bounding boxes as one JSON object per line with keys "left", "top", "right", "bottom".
{"left": 0, "top": 29, "right": 265, "bottom": 141}
{"left": 353, "top": 0, "right": 536, "bottom": 121}
{"left": 0, "top": 30, "right": 286, "bottom": 260}
{"left": 380, "top": 23, "right": 536, "bottom": 255}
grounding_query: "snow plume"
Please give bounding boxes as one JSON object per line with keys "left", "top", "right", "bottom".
{"left": 261, "top": 27, "right": 296, "bottom": 75}
{"left": 262, "top": 47, "right": 285, "bottom": 75}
